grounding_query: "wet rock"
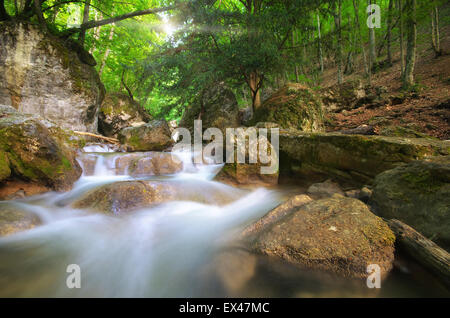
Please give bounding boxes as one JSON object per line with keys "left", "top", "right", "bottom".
{"left": 279, "top": 131, "right": 450, "bottom": 186}
{"left": 116, "top": 152, "right": 182, "bottom": 177}
{"left": 118, "top": 120, "right": 174, "bottom": 152}
{"left": 307, "top": 179, "right": 345, "bottom": 199}
{"left": 179, "top": 82, "right": 240, "bottom": 133}
{"left": 0, "top": 106, "right": 82, "bottom": 191}
{"left": 0, "top": 21, "right": 105, "bottom": 132}
{"left": 0, "top": 205, "right": 41, "bottom": 237}
{"left": 0, "top": 181, "right": 50, "bottom": 201}
{"left": 72, "top": 180, "right": 242, "bottom": 214}
{"left": 252, "top": 83, "right": 324, "bottom": 131}
{"left": 370, "top": 157, "right": 450, "bottom": 249}
{"left": 98, "top": 93, "right": 151, "bottom": 137}
{"left": 245, "top": 194, "right": 395, "bottom": 279}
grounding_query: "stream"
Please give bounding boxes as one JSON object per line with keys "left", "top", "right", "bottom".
{"left": 0, "top": 146, "right": 448, "bottom": 297}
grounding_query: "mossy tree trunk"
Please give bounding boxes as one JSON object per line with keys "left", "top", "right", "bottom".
{"left": 0, "top": 0, "right": 9, "bottom": 21}
{"left": 386, "top": 0, "right": 394, "bottom": 65}
{"left": 430, "top": 1, "right": 441, "bottom": 57}
{"left": 334, "top": 0, "right": 344, "bottom": 84}
{"left": 78, "top": 0, "right": 91, "bottom": 46}
{"left": 403, "top": 0, "right": 417, "bottom": 89}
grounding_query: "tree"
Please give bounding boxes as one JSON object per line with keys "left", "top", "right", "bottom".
{"left": 430, "top": 0, "right": 441, "bottom": 57}
{"left": 403, "top": 0, "right": 417, "bottom": 89}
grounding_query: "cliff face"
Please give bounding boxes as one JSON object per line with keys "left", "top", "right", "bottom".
{"left": 0, "top": 21, "right": 105, "bottom": 132}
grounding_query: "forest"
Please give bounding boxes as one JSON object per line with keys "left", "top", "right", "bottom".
{"left": 0, "top": 0, "right": 449, "bottom": 299}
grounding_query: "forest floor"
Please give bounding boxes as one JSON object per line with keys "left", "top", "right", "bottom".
{"left": 322, "top": 24, "right": 450, "bottom": 140}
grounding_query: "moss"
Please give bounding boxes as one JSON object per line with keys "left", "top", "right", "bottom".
{"left": 0, "top": 150, "right": 11, "bottom": 181}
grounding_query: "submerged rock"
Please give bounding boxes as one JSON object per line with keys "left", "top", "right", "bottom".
{"left": 0, "top": 106, "right": 82, "bottom": 192}
{"left": 98, "top": 93, "right": 151, "bottom": 137}
{"left": 370, "top": 157, "right": 450, "bottom": 249}
{"left": 118, "top": 120, "right": 174, "bottom": 152}
{"left": 243, "top": 194, "right": 395, "bottom": 279}
{"left": 252, "top": 83, "right": 324, "bottom": 131}
{"left": 0, "top": 21, "right": 105, "bottom": 132}
{"left": 0, "top": 205, "right": 41, "bottom": 237}
{"left": 279, "top": 131, "right": 450, "bottom": 186}
{"left": 179, "top": 82, "right": 240, "bottom": 133}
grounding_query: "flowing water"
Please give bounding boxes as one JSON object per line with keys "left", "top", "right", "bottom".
{"left": 0, "top": 146, "right": 448, "bottom": 297}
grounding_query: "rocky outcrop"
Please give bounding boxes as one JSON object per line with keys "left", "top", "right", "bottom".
{"left": 179, "top": 82, "right": 240, "bottom": 133}
{"left": 0, "top": 21, "right": 105, "bottom": 132}
{"left": 321, "top": 80, "right": 366, "bottom": 112}
{"left": 307, "top": 179, "right": 345, "bottom": 199}
{"left": 252, "top": 83, "right": 324, "bottom": 131}
{"left": 118, "top": 120, "right": 174, "bottom": 152}
{"left": 72, "top": 180, "right": 242, "bottom": 214}
{"left": 279, "top": 131, "right": 450, "bottom": 185}
{"left": 370, "top": 157, "right": 450, "bottom": 250}
{"left": 98, "top": 93, "right": 151, "bottom": 137}
{"left": 0, "top": 204, "right": 41, "bottom": 237}
{"left": 242, "top": 194, "right": 395, "bottom": 279}
{"left": 0, "top": 105, "right": 82, "bottom": 193}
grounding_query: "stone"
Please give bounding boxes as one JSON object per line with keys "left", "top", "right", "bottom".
{"left": 98, "top": 93, "right": 151, "bottom": 137}
{"left": 0, "top": 205, "right": 41, "bottom": 237}
{"left": 307, "top": 179, "right": 345, "bottom": 199}
{"left": 118, "top": 120, "right": 174, "bottom": 152}
{"left": 370, "top": 158, "right": 450, "bottom": 249}
{"left": 321, "top": 79, "right": 366, "bottom": 112}
{"left": 0, "top": 21, "right": 105, "bottom": 132}
{"left": 244, "top": 194, "right": 395, "bottom": 279}
{"left": 179, "top": 82, "right": 240, "bottom": 133}
{"left": 252, "top": 83, "right": 324, "bottom": 131}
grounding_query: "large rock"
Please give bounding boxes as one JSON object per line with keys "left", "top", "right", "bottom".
{"left": 0, "top": 105, "right": 82, "bottom": 192}
{"left": 118, "top": 120, "right": 174, "bottom": 152}
{"left": 72, "top": 180, "right": 242, "bottom": 214}
{"left": 370, "top": 157, "right": 450, "bottom": 249}
{"left": 320, "top": 79, "right": 366, "bottom": 112}
{"left": 0, "top": 204, "right": 41, "bottom": 237}
{"left": 252, "top": 83, "right": 324, "bottom": 131}
{"left": 98, "top": 93, "right": 151, "bottom": 137}
{"left": 179, "top": 82, "right": 239, "bottom": 133}
{"left": 0, "top": 21, "right": 105, "bottom": 132}
{"left": 280, "top": 131, "right": 450, "bottom": 185}
{"left": 243, "top": 194, "right": 395, "bottom": 279}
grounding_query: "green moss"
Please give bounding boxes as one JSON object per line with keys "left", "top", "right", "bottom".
{"left": 0, "top": 150, "right": 11, "bottom": 181}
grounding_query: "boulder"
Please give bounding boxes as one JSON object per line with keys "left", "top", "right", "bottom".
{"left": 307, "top": 179, "right": 345, "bottom": 199}
{"left": 118, "top": 120, "right": 174, "bottom": 152}
{"left": 98, "top": 93, "right": 151, "bottom": 137}
{"left": 0, "top": 205, "right": 41, "bottom": 237}
{"left": 179, "top": 82, "right": 240, "bottom": 133}
{"left": 244, "top": 194, "right": 395, "bottom": 279}
{"left": 72, "top": 180, "right": 242, "bottom": 214}
{"left": 370, "top": 157, "right": 450, "bottom": 249}
{"left": 279, "top": 131, "right": 450, "bottom": 186}
{"left": 0, "top": 21, "right": 105, "bottom": 132}
{"left": 321, "top": 79, "right": 366, "bottom": 112}
{"left": 0, "top": 106, "right": 82, "bottom": 192}
{"left": 252, "top": 83, "right": 324, "bottom": 131}
{"left": 116, "top": 152, "right": 182, "bottom": 177}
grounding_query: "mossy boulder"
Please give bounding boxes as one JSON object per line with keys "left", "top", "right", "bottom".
{"left": 98, "top": 93, "right": 151, "bottom": 137}
{"left": 321, "top": 79, "right": 366, "bottom": 112}
{"left": 0, "top": 21, "right": 105, "bottom": 132}
{"left": 179, "top": 82, "right": 239, "bottom": 133}
{"left": 118, "top": 120, "right": 174, "bottom": 152}
{"left": 0, "top": 204, "right": 41, "bottom": 237}
{"left": 279, "top": 131, "right": 450, "bottom": 186}
{"left": 243, "top": 194, "right": 395, "bottom": 279}
{"left": 379, "top": 126, "right": 437, "bottom": 140}
{"left": 370, "top": 157, "right": 450, "bottom": 249}
{"left": 0, "top": 105, "right": 82, "bottom": 191}
{"left": 252, "top": 83, "right": 324, "bottom": 131}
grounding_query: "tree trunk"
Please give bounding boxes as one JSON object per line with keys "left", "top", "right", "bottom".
{"left": 398, "top": 0, "right": 405, "bottom": 79}
{"left": 33, "top": 0, "right": 47, "bottom": 31}
{"left": 249, "top": 71, "right": 262, "bottom": 112}
{"left": 431, "top": 1, "right": 441, "bottom": 57}
{"left": 292, "top": 30, "right": 299, "bottom": 82}
{"left": 387, "top": 219, "right": 450, "bottom": 289}
{"left": 99, "top": 26, "right": 115, "bottom": 76}
{"left": 368, "top": 0, "right": 377, "bottom": 73}
{"left": 0, "top": 0, "right": 9, "bottom": 21}
{"left": 386, "top": 0, "right": 394, "bottom": 65}
{"left": 403, "top": 0, "right": 417, "bottom": 89}
{"left": 353, "top": 0, "right": 368, "bottom": 77}
{"left": 335, "top": 0, "right": 343, "bottom": 84}
{"left": 317, "top": 13, "right": 324, "bottom": 73}
{"left": 78, "top": 0, "right": 91, "bottom": 46}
